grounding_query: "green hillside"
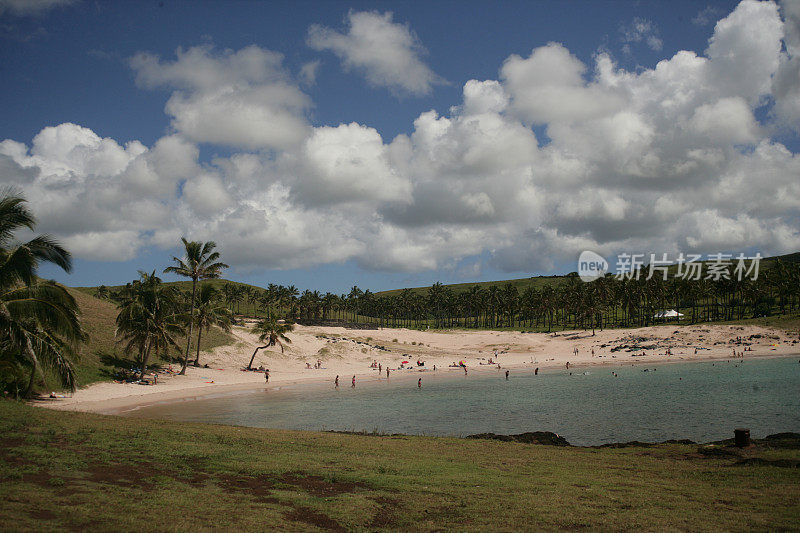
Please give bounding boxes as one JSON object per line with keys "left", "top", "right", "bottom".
{"left": 375, "top": 274, "right": 565, "bottom": 298}
{"left": 375, "top": 252, "right": 800, "bottom": 298}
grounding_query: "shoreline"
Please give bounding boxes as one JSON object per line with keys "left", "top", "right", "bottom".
{"left": 36, "top": 350, "right": 799, "bottom": 416}
{"left": 34, "top": 322, "right": 800, "bottom": 415}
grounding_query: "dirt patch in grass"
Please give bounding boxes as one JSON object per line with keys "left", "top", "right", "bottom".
{"left": 217, "top": 473, "right": 276, "bottom": 502}
{"left": 365, "top": 496, "right": 401, "bottom": 528}
{"left": 278, "top": 472, "right": 367, "bottom": 497}
{"left": 84, "top": 461, "right": 161, "bottom": 490}
{"left": 283, "top": 506, "right": 346, "bottom": 532}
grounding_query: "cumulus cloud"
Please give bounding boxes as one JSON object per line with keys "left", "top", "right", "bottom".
{"left": 773, "top": 0, "right": 800, "bottom": 130}
{"left": 130, "top": 45, "right": 311, "bottom": 150}
{"left": 307, "top": 10, "right": 444, "bottom": 96}
{"left": 2, "top": 1, "right": 800, "bottom": 275}
{"left": 289, "top": 122, "right": 412, "bottom": 206}
{"left": 501, "top": 43, "right": 625, "bottom": 124}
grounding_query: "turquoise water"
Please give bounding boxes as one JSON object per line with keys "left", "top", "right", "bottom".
{"left": 127, "top": 357, "right": 800, "bottom": 446}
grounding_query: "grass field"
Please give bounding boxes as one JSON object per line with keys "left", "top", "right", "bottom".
{"left": 1, "top": 401, "right": 798, "bottom": 531}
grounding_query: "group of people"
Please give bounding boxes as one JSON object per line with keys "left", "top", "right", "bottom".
{"left": 306, "top": 360, "right": 324, "bottom": 369}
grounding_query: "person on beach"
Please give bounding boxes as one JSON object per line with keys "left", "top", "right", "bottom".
{"left": 352, "top": 375, "right": 356, "bottom": 388}
{"left": 418, "top": 378, "right": 422, "bottom": 389}
{"left": 334, "top": 375, "right": 339, "bottom": 388}
{"left": 505, "top": 370, "right": 509, "bottom": 380}
{"left": 264, "top": 370, "right": 269, "bottom": 383}
{"left": 386, "top": 368, "right": 390, "bottom": 378}
{"left": 464, "top": 366, "right": 468, "bottom": 376}
{"left": 535, "top": 367, "right": 539, "bottom": 375}
{"left": 566, "top": 361, "right": 570, "bottom": 370}
{"left": 379, "top": 363, "right": 382, "bottom": 375}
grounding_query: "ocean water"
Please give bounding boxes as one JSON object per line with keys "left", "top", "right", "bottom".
{"left": 126, "top": 356, "right": 800, "bottom": 446}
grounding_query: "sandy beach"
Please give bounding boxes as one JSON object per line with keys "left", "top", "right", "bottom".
{"left": 37, "top": 323, "right": 800, "bottom": 414}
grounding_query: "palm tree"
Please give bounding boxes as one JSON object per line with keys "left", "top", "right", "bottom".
{"left": 246, "top": 314, "right": 294, "bottom": 370}
{"left": 192, "top": 284, "right": 233, "bottom": 367}
{"left": 164, "top": 238, "right": 228, "bottom": 375}
{"left": 115, "top": 271, "right": 183, "bottom": 380}
{"left": 0, "top": 190, "right": 86, "bottom": 397}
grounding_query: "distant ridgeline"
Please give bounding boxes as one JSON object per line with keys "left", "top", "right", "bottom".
{"left": 79, "top": 252, "right": 800, "bottom": 332}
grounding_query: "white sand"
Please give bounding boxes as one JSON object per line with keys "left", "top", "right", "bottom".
{"left": 37, "top": 322, "right": 800, "bottom": 414}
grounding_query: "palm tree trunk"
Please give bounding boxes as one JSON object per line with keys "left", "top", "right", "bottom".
{"left": 139, "top": 340, "right": 152, "bottom": 381}
{"left": 247, "top": 345, "right": 269, "bottom": 370}
{"left": 180, "top": 278, "right": 197, "bottom": 375}
{"left": 194, "top": 327, "right": 203, "bottom": 366}
{"left": 24, "top": 338, "right": 42, "bottom": 398}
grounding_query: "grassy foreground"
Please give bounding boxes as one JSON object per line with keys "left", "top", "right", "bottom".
{"left": 1, "top": 402, "right": 799, "bottom": 531}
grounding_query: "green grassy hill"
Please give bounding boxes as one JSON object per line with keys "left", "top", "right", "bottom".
{"left": 375, "top": 274, "right": 567, "bottom": 298}
{"left": 1, "top": 401, "right": 798, "bottom": 531}
{"left": 374, "top": 252, "right": 800, "bottom": 298}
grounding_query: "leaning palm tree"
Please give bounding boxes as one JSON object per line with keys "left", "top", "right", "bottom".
{"left": 246, "top": 314, "right": 294, "bottom": 370}
{"left": 0, "top": 189, "right": 86, "bottom": 397}
{"left": 164, "top": 238, "right": 228, "bottom": 375}
{"left": 192, "top": 284, "right": 233, "bottom": 367}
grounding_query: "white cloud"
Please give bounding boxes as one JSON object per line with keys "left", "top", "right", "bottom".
{"left": 706, "top": 0, "right": 783, "bottom": 103}
{"left": 62, "top": 230, "right": 143, "bottom": 262}
{"left": 620, "top": 18, "right": 663, "bottom": 51}
{"left": 289, "top": 122, "right": 412, "bottom": 206}
{"left": 2, "top": 1, "right": 800, "bottom": 275}
{"left": 501, "top": 43, "right": 625, "bottom": 124}
{"left": 773, "top": 0, "right": 800, "bottom": 130}
{"left": 299, "top": 60, "right": 321, "bottom": 85}
{"left": 182, "top": 173, "right": 233, "bottom": 216}
{"left": 307, "top": 10, "right": 444, "bottom": 96}
{"left": 693, "top": 6, "right": 722, "bottom": 27}
{"left": 131, "top": 45, "right": 311, "bottom": 150}
{"left": 689, "top": 97, "right": 759, "bottom": 144}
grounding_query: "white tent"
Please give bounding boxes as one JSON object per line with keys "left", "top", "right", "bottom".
{"left": 653, "top": 309, "right": 684, "bottom": 319}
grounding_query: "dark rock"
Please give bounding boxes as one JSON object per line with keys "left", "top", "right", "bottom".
{"left": 466, "top": 432, "right": 570, "bottom": 446}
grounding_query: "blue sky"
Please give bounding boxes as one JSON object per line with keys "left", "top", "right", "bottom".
{"left": 2, "top": 0, "right": 798, "bottom": 293}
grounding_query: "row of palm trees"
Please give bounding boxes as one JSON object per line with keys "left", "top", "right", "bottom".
{"left": 195, "top": 262, "right": 798, "bottom": 334}
{"left": 348, "top": 267, "right": 800, "bottom": 332}
{"left": 144, "top": 258, "right": 799, "bottom": 335}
